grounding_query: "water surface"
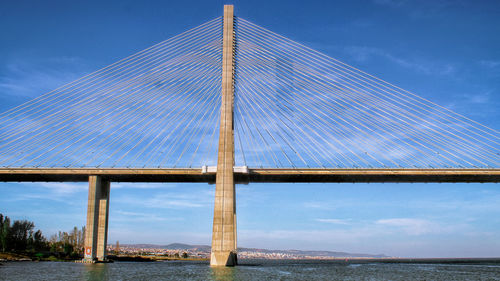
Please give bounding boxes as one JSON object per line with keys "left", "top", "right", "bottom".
{"left": 1, "top": 259, "right": 500, "bottom": 280}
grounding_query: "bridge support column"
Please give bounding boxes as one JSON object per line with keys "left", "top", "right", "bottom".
{"left": 83, "top": 175, "right": 110, "bottom": 262}
{"left": 211, "top": 4, "right": 237, "bottom": 267}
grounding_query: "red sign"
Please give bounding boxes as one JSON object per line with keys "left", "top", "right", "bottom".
{"left": 85, "top": 247, "right": 92, "bottom": 257}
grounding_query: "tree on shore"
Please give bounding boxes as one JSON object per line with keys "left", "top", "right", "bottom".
{"left": 10, "top": 220, "right": 34, "bottom": 251}
{"left": 32, "top": 230, "right": 47, "bottom": 252}
{"left": 48, "top": 226, "right": 85, "bottom": 256}
{"left": 0, "top": 214, "right": 11, "bottom": 252}
{"left": 0, "top": 214, "right": 48, "bottom": 253}
{"left": 0, "top": 213, "right": 86, "bottom": 259}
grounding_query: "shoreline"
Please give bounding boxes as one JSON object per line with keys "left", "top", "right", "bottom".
{"left": 3, "top": 253, "right": 500, "bottom": 265}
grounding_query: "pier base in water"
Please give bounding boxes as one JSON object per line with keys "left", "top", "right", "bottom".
{"left": 210, "top": 251, "right": 237, "bottom": 267}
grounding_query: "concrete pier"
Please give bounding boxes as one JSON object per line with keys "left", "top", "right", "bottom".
{"left": 210, "top": 4, "right": 237, "bottom": 267}
{"left": 83, "top": 175, "right": 110, "bottom": 262}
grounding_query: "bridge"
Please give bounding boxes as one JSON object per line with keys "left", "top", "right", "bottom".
{"left": 0, "top": 5, "right": 499, "bottom": 266}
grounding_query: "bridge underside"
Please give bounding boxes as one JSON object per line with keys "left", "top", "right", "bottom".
{"left": 0, "top": 168, "right": 498, "bottom": 183}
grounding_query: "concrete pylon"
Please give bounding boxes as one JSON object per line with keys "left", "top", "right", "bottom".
{"left": 210, "top": 4, "right": 237, "bottom": 267}
{"left": 83, "top": 175, "right": 110, "bottom": 262}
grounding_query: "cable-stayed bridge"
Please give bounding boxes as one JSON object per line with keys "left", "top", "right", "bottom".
{"left": 0, "top": 5, "right": 498, "bottom": 266}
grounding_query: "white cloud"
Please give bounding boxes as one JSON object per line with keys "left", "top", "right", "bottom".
{"left": 115, "top": 188, "right": 214, "bottom": 209}
{"left": 315, "top": 218, "right": 351, "bottom": 225}
{"left": 108, "top": 227, "right": 211, "bottom": 245}
{"left": 0, "top": 56, "right": 89, "bottom": 98}
{"left": 113, "top": 210, "right": 184, "bottom": 222}
{"left": 372, "top": 0, "right": 409, "bottom": 8}
{"left": 3, "top": 182, "right": 88, "bottom": 205}
{"left": 343, "top": 46, "right": 457, "bottom": 76}
{"left": 372, "top": 0, "right": 458, "bottom": 20}
{"left": 237, "top": 227, "right": 395, "bottom": 255}
{"left": 157, "top": 199, "right": 204, "bottom": 208}
{"left": 303, "top": 201, "right": 336, "bottom": 210}
{"left": 375, "top": 218, "right": 442, "bottom": 235}
{"left": 37, "top": 182, "right": 88, "bottom": 194}
{"left": 479, "top": 60, "right": 500, "bottom": 69}
{"left": 237, "top": 216, "right": 487, "bottom": 257}
{"left": 111, "top": 182, "right": 178, "bottom": 189}
{"left": 459, "top": 92, "right": 491, "bottom": 104}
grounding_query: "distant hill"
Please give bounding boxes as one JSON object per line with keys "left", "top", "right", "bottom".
{"left": 164, "top": 243, "right": 211, "bottom": 252}
{"left": 238, "top": 247, "right": 388, "bottom": 258}
{"left": 121, "top": 243, "right": 211, "bottom": 252}
{"left": 120, "top": 243, "right": 387, "bottom": 258}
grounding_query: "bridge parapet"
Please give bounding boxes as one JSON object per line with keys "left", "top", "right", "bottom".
{"left": 0, "top": 168, "right": 497, "bottom": 183}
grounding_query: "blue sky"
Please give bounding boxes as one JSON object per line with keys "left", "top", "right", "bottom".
{"left": 0, "top": 0, "right": 499, "bottom": 257}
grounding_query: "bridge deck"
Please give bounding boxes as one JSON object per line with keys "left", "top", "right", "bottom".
{"left": 0, "top": 168, "right": 498, "bottom": 183}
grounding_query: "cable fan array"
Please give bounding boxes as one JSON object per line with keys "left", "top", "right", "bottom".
{"left": 232, "top": 18, "right": 500, "bottom": 168}
{"left": 0, "top": 16, "right": 498, "bottom": 169}
{"left": 0, "top": 18, "right": 222, "bottom": 168}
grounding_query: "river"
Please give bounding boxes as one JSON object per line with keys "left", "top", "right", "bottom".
{"left": 1, "top": 259, "right": 500, "bottom": 280}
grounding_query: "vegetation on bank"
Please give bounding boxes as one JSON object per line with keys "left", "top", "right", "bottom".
{"left": 1, "top": 213, "right": 208, "bottom": 263}
{"left": 0, "top": 213, "right": 84, "bottom": 261}
{"left": 107, "top": 254, "right": 208, "bottom": 262}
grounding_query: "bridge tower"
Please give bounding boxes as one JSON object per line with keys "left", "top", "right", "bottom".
{"left": 83, "top": 175, "right": 110, "bottom": 262}
{"left": 210, "top": 4, "right": 237, "bottom": 266}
